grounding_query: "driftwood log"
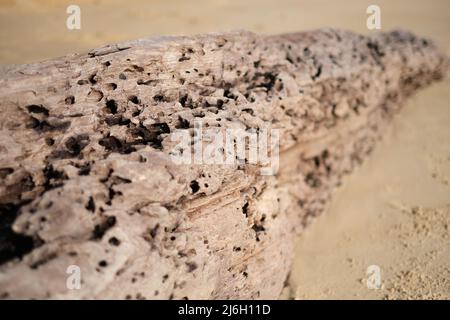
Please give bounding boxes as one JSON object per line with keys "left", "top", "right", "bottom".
{"left": 0, "top": 29, "right": 447, "bottom": 299}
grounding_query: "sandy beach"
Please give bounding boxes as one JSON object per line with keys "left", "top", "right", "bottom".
{"left": 0, "top": 0, "right": 449, "bottom": 299}
{"left": 288, "top": 79, "right": 450, "bottom": 299}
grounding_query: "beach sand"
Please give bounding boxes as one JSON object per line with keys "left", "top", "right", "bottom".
{"left": 288, "top": 79, "right": 450, "bottom": 300}
{"left": 0, "top": 0, "right": 449, "bottom": 299}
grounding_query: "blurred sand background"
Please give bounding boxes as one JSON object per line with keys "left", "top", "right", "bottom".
{"left": 0, "top": 0, "right": 449, "bottom": 299}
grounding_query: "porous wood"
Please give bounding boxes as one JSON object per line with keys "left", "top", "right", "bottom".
{"left": 0, "top": 29, "right": 447, "bottom": 299}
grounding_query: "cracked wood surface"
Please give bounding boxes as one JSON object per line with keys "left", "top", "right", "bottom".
{"left": 0, "top": 29, "right": 447, "bottom": 299}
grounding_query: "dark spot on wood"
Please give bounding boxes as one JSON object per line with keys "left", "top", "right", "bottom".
{"left": 0, "top": 168, "right": 14, "bottom": 179}
{"left": 43, "top": 165, "right": 67, "bottom": 190}
{"left": 89, "top": 73, "right": 97, "bottom": 85}
{"left": 137, "top": 79, "right": 154, "bottom": 85}
{"left": 85, "top": 196, "right": 95, "bottom": 212}
{"left": 108, "top": 237, "right": 121, "bottom": 246}
{"left": 128, "top": 95, "right": 140, "bottom": 104}
{"left": 30, "top": 252, "right": 58, "bottom": 269}
{"left": 175, "top": 116, "right": 190, "bottom": 129}
{"left": 186, "top": 261, "right": 198, "bottom": 272}
{"left": 45, "top": 137, "right": 55, "bottom": 146}
{"left": 106, "top": 83, "right": 117, "bottom": 90}
{"left": 252, "top": 224, "right": 265, "bottom": 233}
{"left": 178, "top": 56, "right": 190, "bottom": 62}
{"left": 99, "top": 135, "right": 136, "bottom": 154}
{"left": 312, "top": 65, "right": 322, "bottom": 81}
{"left": 129, "top": 122, "right": 169, "bottom": 149}
{"left": 98, "top": 260, "right": 108, "bottom": 267}
{"left": 78, "top": 164, "right": 91, "bottom": 176}
{"left": 105, "top": 100, "right": 118, "bottom": 114}
{"left": 153, "top": 95, "right": 164, "bottom": 102}
{"left": 105, "top": 115, "right": 130, "bottom": 126}
{"left": 190, "top": 180, "right": 200, "bottom": 193}
{"left": 65, "top": 96, "right": 75, "bottom": 105}
{"left": 242, "top": 108, "right": 254, "bottom": 115}
{"left": 242, "top": 202, "right": 249, "bottom": 217}
{"left": 91, "top": 216, "right": 117, "bottom": 240}
{"left": 305, "top": 172, "right": 321, "bottom": 188}
{"left": 179, "top": 94, "right": 189, "bottom": 107}
{"left": 64, "top": 134, "right": 89, "bottom": 156}
{"left": 133, "top": 65, "right": 144, "bottom": 72}
{"left": 0, "top": 202, "right": 39, "bottom": 266}
{"left": 27, "top": 117, "right": 70, "bottom": 133}
{"left": 26, "top": 105, "right": 49, "bottom": 116}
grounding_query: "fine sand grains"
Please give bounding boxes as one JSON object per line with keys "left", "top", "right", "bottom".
{"left": 383, "top": 204, "right": 450, "bottom": 300}
{"left": 288, "top": 79, "right": 450, "bottom": 300}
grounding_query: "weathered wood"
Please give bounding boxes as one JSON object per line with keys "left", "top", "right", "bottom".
{"left": 0, "top": 29, "right": 447, "bottom": 299}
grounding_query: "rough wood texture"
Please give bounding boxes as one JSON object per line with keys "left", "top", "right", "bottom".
{"left": 0, "top": 29, "right": 447, "bottom": 299}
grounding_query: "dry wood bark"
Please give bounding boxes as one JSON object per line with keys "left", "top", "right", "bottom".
{"left": 0, "top": 29, "right": 447, "bottom": 299}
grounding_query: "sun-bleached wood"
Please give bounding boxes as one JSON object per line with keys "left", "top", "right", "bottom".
{"left": 0, "top": 29, "right": 447, "bottom": 299}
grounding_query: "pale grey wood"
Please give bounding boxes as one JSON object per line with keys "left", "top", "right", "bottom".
{"left": 0, "top": 29, "right": 447, "bottom": 299}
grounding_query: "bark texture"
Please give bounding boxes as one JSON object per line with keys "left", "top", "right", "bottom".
{"left": 0, "top": 29, "right": 447, "bottom": 299}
